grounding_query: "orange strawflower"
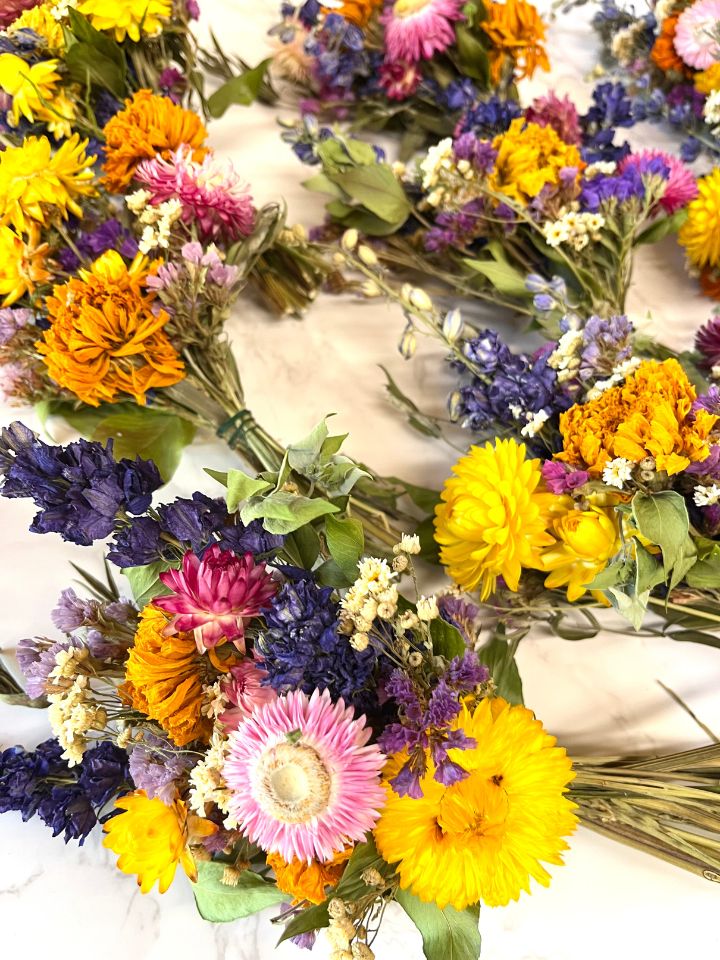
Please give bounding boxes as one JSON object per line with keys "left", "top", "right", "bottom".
{"left": 482, "top": 0, "right": 550, "bottom": 84}
{"left": 650, "top": 15, "right": 689, "bottom": 74}
{"left": 266, "top": 847, "right": 353, "bottom": 904}
{"left": 102, "top": 89, "right": 208, "bottom": 193}
{"left": 322, "top": 0, "right": 382, "bottom": 26}
{"left": 39, "top": 250, "right": 184, "bottom": 407}
{"left": 700, "top": 266, "right": 720, "bottom": 300}
{"left": 123, "top": 605, "right": 212, "bottom": 747}
{"left": 558, "top": 359, "right": 717, "bottom": 477}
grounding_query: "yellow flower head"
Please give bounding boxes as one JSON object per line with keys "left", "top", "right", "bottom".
{"left": 489, "top": 118, "right": 584, "bottom": 206}
{"left": 0, "top": 134, "right": 96, "bottom": 234}
{"left": 375, "top": 697, "right": 577, "bottom": 909}
{"left": 103, "top": 791, "right": 216, "bottom": 894}
{"left": 76, "top": 0, "right": 172, "bottom": 41}
{"left": 0, "top": 54, "right": 61, "bottom": 127}
{"left": 39, "top": 250, "right": 185, "bottom": 407}
{"left": 695, "top": 62, "right": 720, "bottom": 95}
{"left": 558, "top": 358, "right": 717, "bottom": 476}
{"left": 122, "top": 605, "right": 211, "bottom": 747}
{"left": 102, "top": 89, "right": 208, "bottom": 193}
{"left": 266, "top": 847, "right": 352, "bottom": 905}
{"left": 321, "top": 0, "right": 382, "bottom": 26}
{"left": 482, "top": 0, "right": 550, "bottom": 84}
{"left": 678, "top": 168, "right": 720, "bottom": 268}
{"left": 434, "top": 438, "right": 555, "bottom": 601}
{"left": 537, "top": 495, "right": 620, "bottom": 602}
{"left": 8, "top": 4, "right": 66, "bottom": 51}
{"left": 0, "top": 224, "right": 50, "bottom": 306}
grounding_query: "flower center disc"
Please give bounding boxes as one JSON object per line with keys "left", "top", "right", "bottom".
{"left": 256, "top": 742, "right": 332, "bottom": 823}
{"left": 392, "top": 0, "right": 431, "bottom": 18}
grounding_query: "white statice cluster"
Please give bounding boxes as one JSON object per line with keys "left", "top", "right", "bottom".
{"left": 188, "top": 729, "right": 238, "bottom": 827}
{"left": 50, "top": 0, "right": 77, "bottom": 20}
{"left": 418, "top": 138, "right": 480, "bottom": 209}
{"left": 126, "top": 190, "right": 183, "bottom": 253}
{"left": 602, "top": 457, "right": 634, "bottom": 489}
{"left": 694, "top": 483, "right": 720, "bottom": 507}
{"left": 47, "top": 647, "right": 106, "bottom": 765}
{"left": 610, "top": 22, "right": 648, "bottom": 66}
{"left": 542, "top": 209, "right": 606, "bottom": 251}
{"left": 200, "top": 680, "right": 229, "bottom": 721}
{"left": 521, "top": 408, "right": 550, "bottom": 438}
{"left": 704, "top": 90, "right": 720, "bottom": 133}
{"left": 586, "top": 356, "right": 643, "bottom": 400}
{"left": 341, "top": 557, "right": 399, "bottom": 650}
{"left": 547, "top": 328, "right": 584, "bottom": 383}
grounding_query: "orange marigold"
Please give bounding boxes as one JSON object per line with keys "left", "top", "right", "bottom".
{"left": 482, "top": 0, "right": 550, "bottom": 84}
{"left": 38, "top": 250, "right": 184, "bottom": 406}
{"left": 266, "top": 847, "right": 353, "bottom": 905}
{"left": 124, "top": 605, "right": 213, "bottom": 747}
{"left": 650, "top": 14, "right": 688, "bottom": 74}
{"left": 322, "top": 0, "right": 381, "bottom": 26}
{"left": 558, "top": 358, "right": 718, "bottom": 477}
{"left": 102, "top": 89, "right": 208, "bottom": 193}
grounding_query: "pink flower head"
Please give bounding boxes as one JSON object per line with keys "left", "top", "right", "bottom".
{"left": 525, "top": 93, "right": 582, "bottom": 146}
{"left": 379, "top": 60, "right": 422, "bottom": 101}
{"left": 153, "top": 545, "right": 277, "bottom": 653}
{"left": 381, "top": 0, "right": 464, "bottom": 64}
{"left": 135, "top": 147, "right": 256, "bottom": 243}
{"left": 219, "top": 661, "right": 277, "bottom": 731}
{"left": 674, "top": 0, "right": 720, "bottom": 69}
{"left": 619, "top": 149, "right": 698, "bottom": 214}
{"left": 223, "top": 689, "right": 386, "bottom": 863}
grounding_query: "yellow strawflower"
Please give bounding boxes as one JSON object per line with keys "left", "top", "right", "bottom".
{"left": 0, "top": 224, "right": 50, "bottom": 306}
{"left": 0, "top": 54, "right": 61, "bottom": 127}
{"left": 0, "top": 134, "right": 96, "bottom": 234}
{"left": 103, "top": 791, "right": 216, "bottom": 894}
{"left": 695, "top": 62, "right": 720, "bottom": 94}
{"left": 434, "top": 438, "right": 555, "bottom": 600}
{"left": 8, "top": 4, "right": 66, "bottom": 51}
{"left": 678, "top": 168, "right": 720, "bottom": 268}
{"left": 39, "top": 87, "right": 77, "bottom": 141}
{"left": 489, "top": 118, "right": 584, "bottom": 205}
{"left": 76, "top": 0, "right": 172, "bottom": 42}
{"left": 375, "top": 697, "right": 577, "bottom": 909}
{"left": 537, "top": 496, "right": 620, "bottom": 602}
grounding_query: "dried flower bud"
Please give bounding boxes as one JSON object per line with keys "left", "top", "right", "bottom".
{"left": 399, "top": 326, "right": 416, "bottom": 359}
{"left": 442, "top": 308, "right": 463, "bottom": 343}
{"left": 341, "top": 229, "right": 359, "bottom": 251}
{"left": 361, "top": 279, "right": 382, "bottom": 298}
{"left": 409, "top": 287, "right": 433, "bottom": 312}
{"left": 361, "top": 867, "right": 385, "bottom": 888}
{"left": 392, "top": 554, "right": 409, "bottom": 573}
{"left": 357, "top": 245, "right": 378, "bottom": 266}
{"left": 221, "top": 866, "right": 241, "bottom": 887}
{"left": 327, "top": 898, "right": 348, "bottom": 919}
{"left": 350, "top": 632, "right": 370, "bottom": 651}
{"left": 408, "top": 651, "right": 423, "bottom": 667}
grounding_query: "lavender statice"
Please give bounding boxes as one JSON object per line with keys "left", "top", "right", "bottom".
{"left": 258, "top": 571, "right": 377, "bottom": 712}
{"left": 127, "top": 733, "right": 194, "bottom": 805}
{"left": 437, "top": 596, "right": 481, "bottom": 646}
{"left": 580, "top": 82, "right": 635, "bottom": 164}
{"left": 0, "top": 422, "right": 162, "bottom": 546}
{"left": 51, "top": 587, "right": 137, "bottom": 659}
{"left": 15, "top": 636, "right": 80, "bottom": 699}
{"left": 578, "top": 314, "right": 634, "bottom": 379}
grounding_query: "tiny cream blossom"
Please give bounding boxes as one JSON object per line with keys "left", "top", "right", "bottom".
{"left": 508, "top": 403, "right": 523, "bottom": 420}
{"left": 694, "top": 483, "right": 720, "bottom": 507}
{"left": 420, "top": 138, "right": 454, "bottom": 190}
{"left": 201, "top": 681, "right": 229, "bottom": 720}
{"left": 126, "top": 188, "right": 152, "bottom": 213}
{"left": 188, "top": 730, "right": 237, "bottom": 827}
{"left": 394, "top": 534, "right": 421, "bottom": 555}
{"left": 397, "top": 610, "right": 419, "bottom": 631}
{"left": 416, "top": 595, "right": 439, "bottom": 621}
{"left": 392, "top": 554, "right": 409, "bottom": 573}
{"left": 542, "top": 220, "right": 571, "bottom": 247}
{"left": 704, "top": 90, "right": 720, "bottom": 127}
{"left": 602, "top": 457, "right": 634, "bottom": 489}
{"left": 585, "top": 161, "right": 617, "bottom": 177}
{"left": 521, "top": 408, "right": 550, "bottom": 438}
{"left": 350, "top": 632, "right": 370, "bottom": 651}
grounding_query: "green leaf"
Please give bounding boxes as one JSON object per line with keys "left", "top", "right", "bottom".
{"left": 685, "top": 552, "right": 720, "bottom": 589}
{"left": 226, "top": 469, "right": 273, "bottom": 513}
{"left": 632, "top": 491, "right": 690, "bottom": 579}
{"left": 193, "top": 862, "right": 288, "bottom": 923}
{"left": 207, "top": 58, "right": 272, "bottom": 117}
{"left": 123, "top": 560, "right": 173, "bottom": 608}
{"left": 607, "top": 585, "right": 650, "bottom": 631}
{"left": 636, "top": 208, "right": 688, "bottom": 246}
{"left": 429, "top": 618, "right": 467, "bottom": 660}
{"left": 315, "top": 558, "right": 352, "bottom": 587}
{"left": 277, "top": 902, "right": 329, "bottom": 944}
{"left": 477, "top": 634, "right": 523, "bottom": 704}
{"left": 634, "top": 544, "right": 666, "bottom": 595}
{"left": 587, "top": 558, "right": 630, "bottom": 590}
{"left": 453, "top": 23, "right": 490, "bottom": 84}
{"left": 462, "top": 259, "right": 530, "bottom": 297}
{"left": 396, "top": 890, "right": 481, "bottom": 960}
{"left": 240, "top": 493, "right": 339, "bottom": 535}
{"left": 332, "top": 166, "right": 411, "bottom": 227}
{"left": 302, "top": 173, "right": 345, "bottom": 199}
{"left": 285, "top": 524, "right": 321, "bottom": 569}
{"left": 93, "top": 409, "right": 195, "bottom": 483}
{"left": 64, "top": 40, "right": 126, "bottom": 98}
{"left": 325, "top": 514, "right": 364, "bottom": 582}
{"left": 286, "top": 419, "right": 330, "bottom": 473}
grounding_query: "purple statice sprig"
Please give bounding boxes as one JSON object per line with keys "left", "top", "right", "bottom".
{"left": 379, "top": 652, "right": 489, "bottom": 798}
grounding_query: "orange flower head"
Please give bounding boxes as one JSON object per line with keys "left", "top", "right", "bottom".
{"left": 558, "top": 358, "right": 718, "bottom": 477}
{"left": 39, "top": 250, "right": 184, "bottom": 407}
{"left": 266, "top": 847, "right": 353, "bottom": 904}
{"left": 650, "top": 14, "right": 688, "bottom": 73}
{"left": 102, "top": 89, "right": 208, "bottom": 193}
{"left": 123, "top": 605, "right": 213, "bottom": 747}
{"left": 482, "top": 0, "right": 550, "bottom": 84}
{"left": 700, "top": 265, "right": 720, "bottom": 300}
{"left": 322, "top": 0, "right": 382, "bottom": 26}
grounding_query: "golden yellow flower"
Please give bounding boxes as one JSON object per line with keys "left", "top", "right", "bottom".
{"left": 123, "top": 606, "right": 212, "bottom": 747}
{"left": 0, "top": 224, "right": 50, "bottom": 306}
{"left": 266, "top": 848, "right": 353, "bottom": 905}
{"left": 76, "top": 0, "right": 172, "bottom": 41}
{"left": 322, "top": 0, "right": 382, "bottom": 25}
{"left": 558, "top": 358, "right": 717, "bottom": 477}
{"left": 434, "top": 438, "right": 555, "bottom": 601}
{"left": 103, "top": 791, "right": 216, "bottom": 894}
{"left": 482, "top": 0, "right": 550, "bottom": 84}
{"left": 0, "top": 134, "right": 96, "bottom": 234}
{"left": 489, "top": 118, "right": 584, "bottom": 206}
{"left": 695, "top": 62, "right": 720, "bottom": 94}
{"left": 678, "top": 168, "right": 720, "bottom": 268}
{"left": 537, "top": 496, "right": 620, "bottom": 602}
{"left": 375, "top": 697, "right": 577, "bottom": 909}
{"left": 8, "top": 4, "right": 65, "bottom": 51}
{"left": 0, "top": 54, "right": 61, "bottom": 127}
{"left": 39, "top": 250, "right": 184, "bottom": 406}
{"left": 102, "top": 89, "right": 208, "bottom": 193}
{"left": 38, "top": 87, "right": 77, "bottom": 140}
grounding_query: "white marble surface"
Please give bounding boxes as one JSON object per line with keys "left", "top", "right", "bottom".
{"left": 2, "top": 2, "right": 720, "bottom": 957}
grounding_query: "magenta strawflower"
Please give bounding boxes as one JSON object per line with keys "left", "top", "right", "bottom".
{"left": 223, "top": 689, "right": 386, "bottom": 862}
{"left": 380, "top": 0, "right": 464, "bottom": 64}
{"left": 379, "top": 61, "right": 422, "bottom": 100}
{"left": 525, "top": 93, "right": 582, "bottom": 145}
{"left": 219, "top": 661, "right": 277, "bottom": 732}
{"left": 619, "top": 149, "right": 698, "bottom": 214}
{"left": 135, "top": 147, "right": 256, "bottom": 243}
{"left": 0, "top": 0, "right": 40, "bottom": 28}
{"left": 674, "top": 0, "right": 720, "bottom": 69}
{"left": 695, "top": 315, "right": 720, "bottom": 368}
{"left": 153, "top": 545, "right": 277, "bottom": 653}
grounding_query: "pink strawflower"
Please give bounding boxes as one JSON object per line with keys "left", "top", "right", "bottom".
{"left": 153, "top": 545, "right": 277, "bottom": 653}
{"left": 0, "top": 0, "right": 40, "bottom": 28}
{"left": 223, "top": 689, "right": 386, "bottom": 862}
{"left": 525, "top": 93, "right": 582, "bottom": 145}
{"left": 135, "top": 147, "right": 256, "bottom": 243}
{"left": 379, "top": 60, "right": 422, "bottom": 100}
{"left": 674, "top": 0, "right": 720, "bottom": 69}
{"left": 219, "top": 661, "right": 277, "bottom": 732}
{"left": 381, "top": 0, "right": 464, "bottom": 64}
{"left": 619, "top": 149, "right": 698, "bottom": 214}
